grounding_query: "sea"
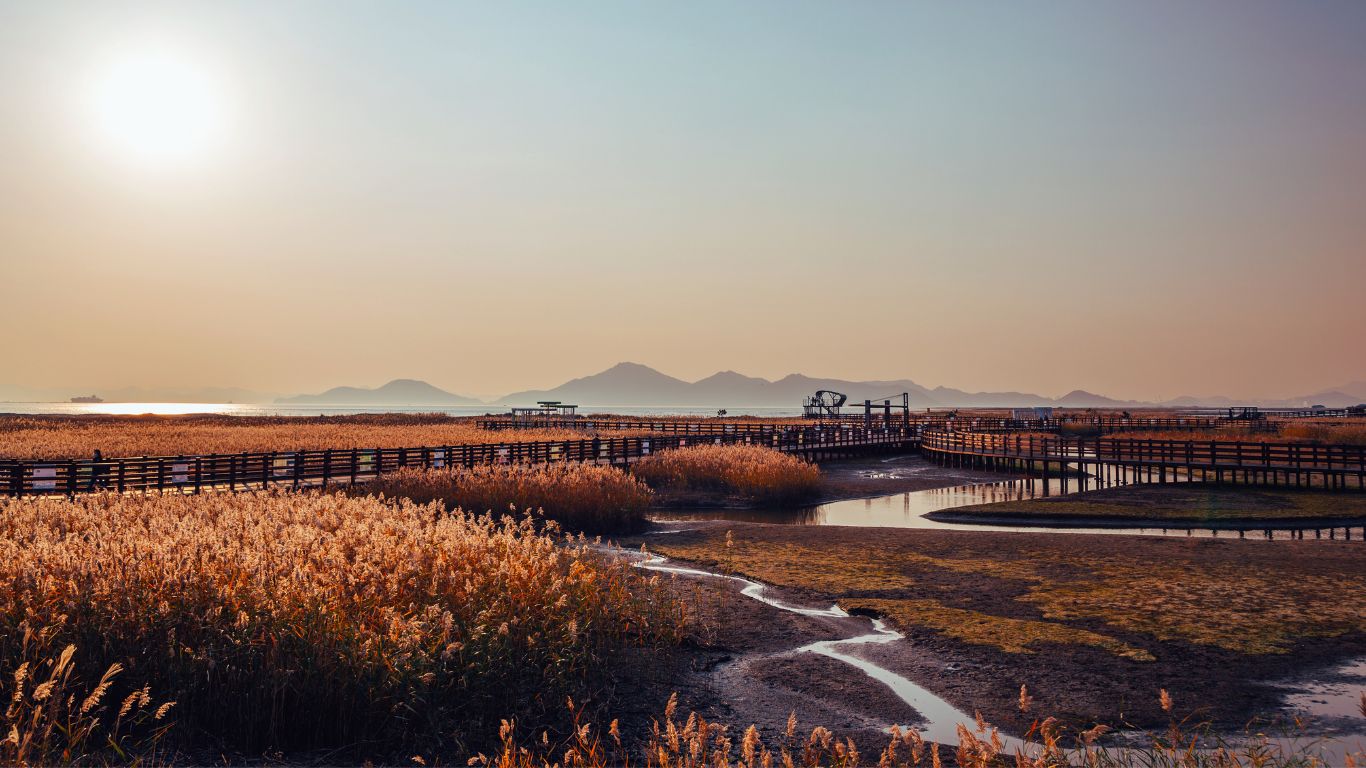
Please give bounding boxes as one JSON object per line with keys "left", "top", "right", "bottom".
{"left": 0, "top": 403, "right": 804, "bottom": 418}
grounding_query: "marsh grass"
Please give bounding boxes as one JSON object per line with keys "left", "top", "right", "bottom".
{"left": 346, "top": 463, "right": 654, "bottom": 533}
{"left": 0, "top": 413, "right": 641, "bottom": 460}
{"left": 2, "top": 623, "right": 174, "bottom": 767}
{"left": 466, "top": 690, "right": 1359, "bottom": 767}
{"left": 1118, "top": 424, "right": 1366, "bottom": 446}
{"left": 633, "top": 445, "right": 821, "bottom": 504}
{"left": 0, "top": 492, "right": 684, "bottom": 758}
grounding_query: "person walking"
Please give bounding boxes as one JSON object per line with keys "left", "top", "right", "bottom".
{"left": 88, "top": 449, "right": 107, "bottom": 491}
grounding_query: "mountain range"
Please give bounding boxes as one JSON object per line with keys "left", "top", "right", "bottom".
{"left": 278, "top": 364, "right": 1366, "bottom": 409}
{"left": 276, "top": 379, "right": 482, "bottom": 406}
{"left": 4, "top": 366, "right": 1364, "bottom": 409}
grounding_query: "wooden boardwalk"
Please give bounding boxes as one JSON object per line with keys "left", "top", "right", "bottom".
{"left": 921, "top": 430, "right": 1366, "bottom": 492}
{"left": 6, "top": 417, "right": 1363, "bottom": 498}
{"left": 2, "top": 425, "right": 917, "bottom": 497}
{"left": 477, "top": 415, "right": 1221, "bottom": 434}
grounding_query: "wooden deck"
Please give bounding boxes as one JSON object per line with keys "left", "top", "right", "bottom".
{"left": 921, "top": 430, "right": 1366, "bottom": 492}
{"left": 2, "top": 425, "right": 918, "bottom": 497}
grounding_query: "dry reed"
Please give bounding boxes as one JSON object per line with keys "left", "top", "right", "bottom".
{"left": 0, "top": 491, "right": 684, "bottom": 758}
{"left": 467, "top": 690, "right": 1358, "bottom": 768}
{"left": 347, "top": 464, "right": 654, "bottom": 533}
{"left": 0, "top": 414, "right": 641, "bottom": 460}
{"left": 632, "top": 445, "right": 821, "bottom": 504}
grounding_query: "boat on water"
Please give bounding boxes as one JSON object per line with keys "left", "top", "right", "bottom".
{"left": 69, "top": 394, "right": 104, "bottom": 403}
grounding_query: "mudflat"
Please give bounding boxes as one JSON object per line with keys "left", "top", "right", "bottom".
{"left": 631, "top": 521, "right": 1366, "bottom": 739}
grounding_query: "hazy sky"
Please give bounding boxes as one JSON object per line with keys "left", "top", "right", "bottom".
{"left": 2, "top": 1, "right": 1364, "bottom": 401}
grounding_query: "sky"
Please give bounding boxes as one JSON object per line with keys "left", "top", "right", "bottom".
{"left": 1, "top": 1, "right": 1364, "bottom": 402}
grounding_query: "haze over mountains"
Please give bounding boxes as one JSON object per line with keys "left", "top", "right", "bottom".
{"left": 4, "top": 365, "right": 1364, "bottom": 409}
{"left": 277, "top": 379, "right": 481, "bottom": 406}
{"left": 498, "top": 363, "right": 1366, "bottom": 408}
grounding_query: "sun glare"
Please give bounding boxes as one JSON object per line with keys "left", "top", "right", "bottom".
{"left": 87, "top": 48, "right": 228, "bottom": 168}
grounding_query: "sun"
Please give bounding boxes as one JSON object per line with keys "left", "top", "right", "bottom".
{"left": 87, "top": 47, "right": 229, "bottom": 169}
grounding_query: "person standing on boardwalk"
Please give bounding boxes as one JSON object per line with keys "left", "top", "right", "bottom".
{"left": 88, "top": 449, "right": 107, "bottom": 491}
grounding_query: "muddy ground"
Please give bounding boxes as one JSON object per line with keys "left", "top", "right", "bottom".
{"left": 603, "top": 456, "right": 1366, "bottom": 757}
{"left": 607, "top": 446, "right": 1366, "bottom": 759}
{"left": 614, "top": 522, "right": 1366, "bottom": 756}
{"left": 598, "top": 556, "right": 942, "bottom": 756}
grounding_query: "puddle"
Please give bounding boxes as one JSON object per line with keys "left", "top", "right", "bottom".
{"left": 1283, "top": 657, "right": 1366, "bottom": 725}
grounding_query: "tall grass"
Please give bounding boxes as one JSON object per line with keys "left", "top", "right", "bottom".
{"left": 349, "top": 464, "right": 654, "bottom": 533}
{"left": 1279, "top": 422, "right": 1366, "bottom": 445}
{"left": 633, "top": 445, "right": 821, "bottom": 504}
{"left": 1112, "top": 426, "right": 1366, "bottom": 445}
{"left": 0, "top": 414, "right": 641, "bottom": 460}
{"left": 0, "top": 492, "right": 684, "bottom": 758}
{"left": 2, "top": 624, "right": 175, "bottom": 767}
{"left": 471, "top": 690, "right": 1359, "bottom": 768}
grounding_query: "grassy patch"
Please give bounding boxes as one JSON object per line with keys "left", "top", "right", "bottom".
{"left": 946, "top": 486, "right": 1366, "bottom": 522}
{"left": 845, "top": 597, "right": 1155, "bottom": 661}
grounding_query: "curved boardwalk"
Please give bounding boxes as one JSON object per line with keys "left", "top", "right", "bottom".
{"left": 6, "top": 416, "right": 1364, "bottom": 497}
{"left": 1, "top": 424, "right": 917, "bottom": 497}
{"left": 921, "top": 430, "right": 1366, "bottom": 492}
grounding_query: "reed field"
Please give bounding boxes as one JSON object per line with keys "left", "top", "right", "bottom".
{"left": 1101, "top": 423, "right": 1366, "bottom": 445}
{"left": 346, "top": 464, "right": 654, "bottom": 533}
{"left": 0, "top": 414, "right": 642, "bottom": 460}
{"left": 469, "top": 690, "right": 1358, "bottom": 768}
{"left": 633, "top": 445, "right": 822, "bottom": 504}
{"left": 0, "top": 491, "right": 684, "bottom": 763}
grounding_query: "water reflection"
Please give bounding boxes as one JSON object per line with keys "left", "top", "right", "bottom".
{"left": 1283, "top": 657, "right": 1366, "bottom": 722}
{"left": 655, "top": 479, "right": 1366, "bottom": 540}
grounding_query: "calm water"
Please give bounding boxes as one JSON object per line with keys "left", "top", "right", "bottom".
{"left": 0, "top": 402, "right": 803, "bottom": 418}
{"left": 655, "top": 477, "right": 1366, "bottom": 540}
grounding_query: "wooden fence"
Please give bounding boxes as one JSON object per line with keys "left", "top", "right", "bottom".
{"left": 2, "top": 425, "right": 918, "bottom": 497}
{"left": 476, "top": 419, "right": 806, "bottom": 435}
{"left": 921, "top": 430, "right": 1366, "bottom": 492}
{"left": 477, "top": 416, "right": 1220, "bottom": 434}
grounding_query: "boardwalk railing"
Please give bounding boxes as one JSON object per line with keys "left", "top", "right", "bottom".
{"left": 2, "top": 425, "right": 918, "bottom": 497}
{"left": 476, "top": 419, "right": 809, "bottom": 435}
{"left": 476, "top": 416, "right": 1221, "bottom": 434}
{"left": 921, "top": 430, "right": 1366, "bottom": 491}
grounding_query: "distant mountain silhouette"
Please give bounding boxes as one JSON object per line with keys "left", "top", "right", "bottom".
{"left": 499, "top": 363, "right": 704, "bottom": 406}
{"left": 498, "top": 363, "right": 1133, "bottom": 408}
{"left": 1282, "top": 390, "right": 1360, "bottom": 408}
{"left": 1054, "top": 389, "right": 1134, "bottom": 407}
{"left": 277, "top": 379, "right": 481, "bottom": 405}
{"left": 8, "top": 370, "right": 1362, "bottom": 409}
